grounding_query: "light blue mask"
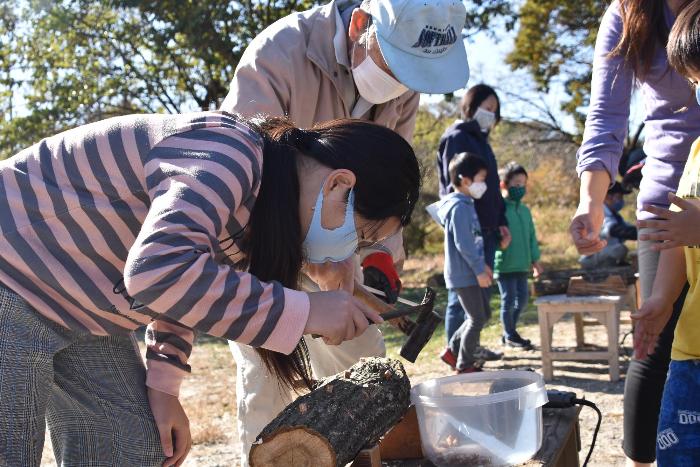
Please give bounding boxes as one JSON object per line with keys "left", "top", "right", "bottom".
{"left": 696, "top": 86, "right": 700, "bottom": 106}
{"left": 302, "top": 182, "right": 358, "bottom": 264}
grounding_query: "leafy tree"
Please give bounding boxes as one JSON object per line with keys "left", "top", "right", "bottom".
{"left": 0, "top": 0, "right": 318, "bottom": 158}
{"left": 403, "top": 102, "right": 459, "bottom": 255}
{"left": 1, "top": 0, "right": 513, "bottom": 159}
{"left": 506, "top": 0, "right": 607, "bottom": 136}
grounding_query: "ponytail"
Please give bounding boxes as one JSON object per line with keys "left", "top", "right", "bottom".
{"left": 237, "top": 116, "right": 420, "bottom": 392}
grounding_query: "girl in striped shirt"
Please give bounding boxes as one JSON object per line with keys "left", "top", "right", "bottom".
{"left": 0, "top": 112, "right": 420, "bottom": 466}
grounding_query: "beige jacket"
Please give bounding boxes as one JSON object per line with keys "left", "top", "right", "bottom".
{"left": 220, "top": 0, "right": 419, "bottom": 141}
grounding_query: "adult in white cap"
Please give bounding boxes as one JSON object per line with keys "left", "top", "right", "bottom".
{"left": 221, "top": 0, "right": 469, "bottom": 463}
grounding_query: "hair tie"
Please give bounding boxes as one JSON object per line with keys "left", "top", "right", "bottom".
{"left": 286, "top": 128, "right": 319, "bottom": 151}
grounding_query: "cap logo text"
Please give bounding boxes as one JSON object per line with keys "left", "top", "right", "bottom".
{"left": 412, "top": 25, "right": 458, "bottom": 54}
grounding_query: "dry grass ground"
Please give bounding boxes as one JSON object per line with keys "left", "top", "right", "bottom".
{"left": 41, "top": 278, "right": 633, "bottom": 466}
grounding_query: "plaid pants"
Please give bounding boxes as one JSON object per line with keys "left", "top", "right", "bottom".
{"left": 0, "top": 283, "right": 165, "bottom": 467}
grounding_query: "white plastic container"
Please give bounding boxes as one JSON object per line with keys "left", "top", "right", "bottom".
{"left": 411, "top": 371, "right": 547, "bottom": 466}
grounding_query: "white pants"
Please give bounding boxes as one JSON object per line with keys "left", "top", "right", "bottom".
{"left": 230, "top": 329, "right": 385, "bottom": 466}
{"left": 230, "top": 230, "right": 407, "bottom": 465}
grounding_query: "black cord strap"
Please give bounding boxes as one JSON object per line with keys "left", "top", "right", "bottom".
{"left": 574, "top": 398, "right": 603, "bottom": 467}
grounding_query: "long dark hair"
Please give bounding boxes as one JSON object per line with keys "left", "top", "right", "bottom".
{"left": 668, "top": 0, "right": 700, "bottom": 77}
{"left": 237, "top": 117, "right": 421, "bottom": 391}
{"left": 611, "top": 0, "right": 691, "bottom": 78}
{"left": 460, "top": 84, "right": 501, "bottom": 124}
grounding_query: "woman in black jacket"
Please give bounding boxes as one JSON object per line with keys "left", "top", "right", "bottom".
{"left": 437, "top": 84, "right": 510, "bottom": 360}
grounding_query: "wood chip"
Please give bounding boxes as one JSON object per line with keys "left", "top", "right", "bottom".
{"left": 439, "top": 434, "right": 459, "bottom": 448}
{"left": 383, "top": 370, "right": 392, "bottom": 380}
{"left": 298, "top": 403, "right": 308, "bottom": 414}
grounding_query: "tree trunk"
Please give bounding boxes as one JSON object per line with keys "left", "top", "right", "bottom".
{"left": 249, "top": 357, "right": 411, "bottom": 467}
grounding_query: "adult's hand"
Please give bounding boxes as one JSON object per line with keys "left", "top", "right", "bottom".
{"left": 147, "top": 388, "right": 192, "bottom": 467}
{"left": 303, "top": 257, "right": 355, "bottom": 293}
{"left": 305, "top": 290, "right": 383, "bottom": 345}
{"left": 638, "top": 193, "right": 700, "bottom": 250}
{"left": 570, "top": 170, "right": 610, "bottom": 255}
{"left": 630, "top": 295, "right": 674, "bottom": 360}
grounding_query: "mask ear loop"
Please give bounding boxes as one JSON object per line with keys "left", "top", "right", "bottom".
{"left": 351, "top": 17, "right": 373, "bottom": 69}
{"left": 340, "top": 188, "right": 358, "bottom": 241}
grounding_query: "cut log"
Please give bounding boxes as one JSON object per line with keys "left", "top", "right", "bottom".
{"left": 534, "top": 265, "right": 636, "bottom": 296}
{"left": 249, "top": 357, "right": 411, "bottom": 467}
{"left": 567, "top": 274, "right": 627, "bottom": 296}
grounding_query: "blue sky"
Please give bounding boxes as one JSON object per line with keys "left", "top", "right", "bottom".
{"left": 420, "top": 21, "right": 646, "bottom": 137}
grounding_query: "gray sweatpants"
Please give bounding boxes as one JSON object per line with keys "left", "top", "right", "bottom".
{"left": 449, "top": 286, "right": 489, "bottom": 370}
{"left": 0, "top": 283, "right": 164, "bottom": 467}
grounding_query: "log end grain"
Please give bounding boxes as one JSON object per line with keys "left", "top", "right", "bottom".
{"left": 250, "top": 357, "right": 411, "bottom": 467}
{"left": 249, "top": 426, "right": 335, "bottom": 467}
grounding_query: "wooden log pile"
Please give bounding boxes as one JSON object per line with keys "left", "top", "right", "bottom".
{"left": 249, "top": 357, "right": 411, "bottom": 467}
{"left": 534, "top": 265, "right": 636, "bottom": 296}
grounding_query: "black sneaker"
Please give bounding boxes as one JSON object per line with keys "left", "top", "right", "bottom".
{"left": 505, "top": 335, "right": 534, "bottom": 350}
{"left": 513, "top": 332, "right": 533, "bottom": 346}
{"left": 474, "top": 346, "right": 503, "bottom": 361}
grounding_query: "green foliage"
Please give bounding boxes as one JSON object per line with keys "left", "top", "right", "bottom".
{"left": 489, "top": 119, "right": 579, "bottom": 208}
{"left": 404, "top": 102, "right": 459, "bottom": 256}
{"left": 0, "top": 0, "right": 318, "bottom": 158}
{"left": 1, "top": 0, "right": 515, "bottom": 160}
{"left": 506, "top": 0, "right": 607, "bottom": 134}
{"left": 462, "top": 0, "right": 516, "bottom": 37}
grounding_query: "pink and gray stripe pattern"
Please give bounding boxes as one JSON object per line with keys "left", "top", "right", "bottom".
{"left": 0, "top": 111, "right": 309, "bottom": 396}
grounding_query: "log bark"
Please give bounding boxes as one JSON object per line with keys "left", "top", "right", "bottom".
{"left": 249, "top": 357, "right": 411, "bottom": 467}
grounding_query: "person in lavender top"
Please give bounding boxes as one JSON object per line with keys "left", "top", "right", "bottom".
{"left": 570, "top": 1, "right": 699, "bottom": 465}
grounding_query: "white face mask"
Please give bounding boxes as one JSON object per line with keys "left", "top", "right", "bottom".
{"left": 351, "top": 40, "right": 408, "bottom": 104}
{"left": 473, "top": 107, "right": 496, "bottom": 133}
{"left": 469, "top": 181, "right": 488, "bottom": 199}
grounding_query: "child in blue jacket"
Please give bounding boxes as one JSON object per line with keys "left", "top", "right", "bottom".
{"left": 436, "top": 152, "right": 493, "bottom": 373}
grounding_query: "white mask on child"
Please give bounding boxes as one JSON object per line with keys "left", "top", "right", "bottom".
{"left": 469, "top": 181, "right": 488, "bottom": 199}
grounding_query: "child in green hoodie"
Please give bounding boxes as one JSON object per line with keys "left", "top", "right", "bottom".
{"left": 494, "top": 162, "right": 543, "bottom": 349}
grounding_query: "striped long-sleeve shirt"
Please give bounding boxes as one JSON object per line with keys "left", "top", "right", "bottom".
{"left": 0, "top": 111, "right": 310, "bottom": 396}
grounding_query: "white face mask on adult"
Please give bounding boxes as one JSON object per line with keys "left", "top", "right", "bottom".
{"left": 351, "top": 41, "right": 408, "bottom": 104}
{"left": 473, "top": 107, "right": 496, "bottom": 133}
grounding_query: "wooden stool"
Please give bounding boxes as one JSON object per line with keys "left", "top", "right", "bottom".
{"left": 574, "top": 284, "right": 637, "bottom": 337}
{"left": 535, "top": 294, "right": 622, "bottom": 382}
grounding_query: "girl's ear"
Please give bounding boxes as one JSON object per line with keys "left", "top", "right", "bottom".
{"left": 324, "top": 169, "right": 356, "bottom": 198}
{"left": 500, "top": 180, "right": 507, "bottom": 190}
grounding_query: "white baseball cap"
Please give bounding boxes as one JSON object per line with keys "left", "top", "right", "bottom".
{"left": 369, "top": 0, "right": 470, "bottom": 94}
